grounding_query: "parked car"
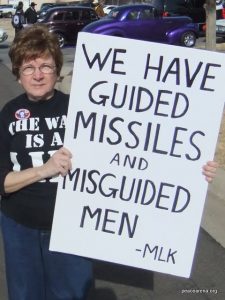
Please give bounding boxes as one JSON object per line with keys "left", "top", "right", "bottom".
{"left": 82, "top": 4, "right": 199, "bottom": 47}
{"left": 38, "top": 6, "right": 99, "bottom": 47}
{"left": 216, "top": 18, "right": 225, "bottom": 39}
{"left": 164, "top": 0, "right": 206, "bottom": 31}
{"left": 164, "top": 0, "right": 225, "bottom": 32}
{"left": 0, "top": 27, "right": 8, "bottom": 43}
{"left": 0, "top": 4, "right": 16, "bottom": 18}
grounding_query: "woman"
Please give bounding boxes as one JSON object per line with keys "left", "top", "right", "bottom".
{"left": 0, "top": 24, "right": 93, "bottom": 300}
{"left": 0, "top": 24, "right": 217, "bottom": 300}
{"left": 12, "top": 1, "right": 25, "bottom": 35}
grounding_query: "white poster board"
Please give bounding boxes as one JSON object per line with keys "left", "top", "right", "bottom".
{"left": 50, "top": 33, "right": 225, "bottom": 278}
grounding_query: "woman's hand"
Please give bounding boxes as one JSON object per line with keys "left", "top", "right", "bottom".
{"left": 4, "top": 147, "right": 73, "bottom": 194}
{"left": 202, "top": 161, "right": 218, "bottom": 183}
{"left": 40, "top": 147, "right": 73, "bottom": 178}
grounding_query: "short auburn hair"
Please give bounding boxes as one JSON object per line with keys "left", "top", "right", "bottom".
{"left": 9, "top": 24, "right": 63, "bottom": 79}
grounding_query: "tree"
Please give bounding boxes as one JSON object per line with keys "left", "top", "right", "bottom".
{"left": 205, "top": 0, "right": 216, "bottom": 51}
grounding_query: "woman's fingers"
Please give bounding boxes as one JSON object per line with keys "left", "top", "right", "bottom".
{"left": 41, "top": 147, "right": 73, "bottom": 178}
{"left": 202, "top": 161, "right": 218, "bottom": 183}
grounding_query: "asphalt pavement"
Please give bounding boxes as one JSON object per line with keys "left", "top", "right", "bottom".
{"left": 0, "top": 39, "right": 225, "bottom": 299}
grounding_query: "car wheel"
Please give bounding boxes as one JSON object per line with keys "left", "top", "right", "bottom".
{"left": 181, "top": 31, "right": 196, "bottom": 47}
{"left": 7, "top": 12, "right": 12, "bottom": 18}
{"left": 56, "top": 33, "right": 65, "bottom": 48}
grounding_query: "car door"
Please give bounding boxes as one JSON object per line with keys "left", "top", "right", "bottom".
{"left": 127, "top": 8, "right": 168, "bottom": 43}
{"left": 63, "top": 10, "right": 81, "bottom": 43}
{"left": 48, "top": 11, "right": 65, "bottom": 33}
{"left": 117, "top": 6, "right": 156, "bottom": 40}
{"left": 121, "top": 8, "right": 146, "bottom": 39}
{"left": 65, "top": 9, "right": 97, "bottom": 43}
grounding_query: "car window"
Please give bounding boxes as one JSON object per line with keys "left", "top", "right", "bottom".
{"left": 127, "top": 8, "right": 155, "bottom": 21}
{"left": 139, "top": 9, "right": 154, "bottom": 20}
{"left": 127, "top": 10, "right": 139, "bottom": 21}
{"left": 65, "top": 11, "right": 74, "bottom": 21}
{"left": 52, "top": 12, "right": 64, "bottom": 21}
{"left": 80, "top": 10, "right": 90, "bottom": 20}
{"left": 63, "top": 11, "right": 80, "bottom": 21}
{"left": 72, "top": 10, "right": 80, "bottom": 20}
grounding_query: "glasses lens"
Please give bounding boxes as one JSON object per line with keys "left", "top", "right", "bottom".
{"left": 21, "top": 66, "right": 35, "bottom": 75}
{"left": 20, "top": 64, "right": 56, "bottom": 75}
{"left": 40, "top": 65, "right": 56, "bottom": 74}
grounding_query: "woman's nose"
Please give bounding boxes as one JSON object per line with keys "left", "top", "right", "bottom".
{"left": 33, "top": 67, "right": 44, "bottom": 79}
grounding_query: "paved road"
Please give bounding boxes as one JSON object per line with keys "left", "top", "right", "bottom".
{"left": 0, "top": 40, "right": 225, "bottom": 300}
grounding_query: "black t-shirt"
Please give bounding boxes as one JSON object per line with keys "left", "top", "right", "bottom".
{"left": 0, "top": 90, "right": 69, "bottom": 229}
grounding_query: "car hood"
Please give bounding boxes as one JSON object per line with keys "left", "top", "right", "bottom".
{"left": 82, "top": 18, "right": 116, "bottom": 32}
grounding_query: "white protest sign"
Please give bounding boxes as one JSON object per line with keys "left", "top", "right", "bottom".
{"left": 50, "top": 33, "right": 225, "bottom": 278}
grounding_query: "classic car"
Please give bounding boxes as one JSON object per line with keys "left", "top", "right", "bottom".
{"left": 38, "top": 6, "right": 99, "bottom": 47}
{"left": 82, "top": 4, "right": 199, "bottom": 47}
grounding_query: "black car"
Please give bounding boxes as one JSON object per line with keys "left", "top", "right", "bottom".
{"left": 164, "top": 0, "right": 225, "bottom": 29}
{"left": 164, "top": 0, "right": 206, "bottom": 25}
{"left": 38, "top": 6, "right": 99, "bottom": 47}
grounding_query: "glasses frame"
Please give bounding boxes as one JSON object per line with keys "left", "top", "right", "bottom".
{"left": 19, "top": 64, "right": 57, "bottom": 76}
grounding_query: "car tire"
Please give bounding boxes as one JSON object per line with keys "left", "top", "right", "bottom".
{"left": 180, "top": 31, "right": 196, "bottom": 47}
{"left": 56, "top": 33, "right": 65, "bottom": 48}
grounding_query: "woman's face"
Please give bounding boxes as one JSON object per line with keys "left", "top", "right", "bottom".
{"left": 18, "top": 55, "right": 58, "bottom": 101}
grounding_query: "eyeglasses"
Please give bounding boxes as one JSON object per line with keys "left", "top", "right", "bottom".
{"left": 20, "top": 64, "right": 56, "bottom": 76}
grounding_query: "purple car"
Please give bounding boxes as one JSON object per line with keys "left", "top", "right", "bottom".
{"left": 82, "top": 4, "right": 199, "bottom": 47}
